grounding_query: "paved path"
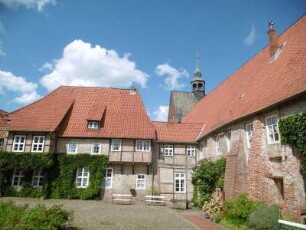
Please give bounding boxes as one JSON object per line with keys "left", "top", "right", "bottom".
{"left": 183, "top": 215, "right": 226, "bottom": 230}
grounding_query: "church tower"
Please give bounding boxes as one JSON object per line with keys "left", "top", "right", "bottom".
{"left": 191, "top": 53, "right": 205, "bottom": 100}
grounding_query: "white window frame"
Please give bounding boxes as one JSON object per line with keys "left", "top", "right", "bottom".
{"left": 91, "top": 142, "right": 102, "bottom": 155}
{"left": 12, "top": 168, "right": 24, "bottom": 187}
{"left": 174, "top": 173, "right": 186, "bottom": 193}
{"left": 226, "top": 131, "right": 231, "bottom": 152}
{"left": 245, "top": 123, "right": 253, "bottom": 149}
{"left": 135, "top": 140, "right": 151, "bottom": 152}
{"left": 31, "top": 136, "right": 45, "bottom": 153}
{"left": 75, "top": 168, "right": 90, "bottom": 188}
{"left": 265, "top": 115, "right": 280, "bottom": 144}
{"left": 111, "top": 139, "right": 122, "bottom": 151}
{"left": 67, "top": 140, "right": 78, "bottom": 154}
{"left": 164, "top": 145, "right": 173, "bottom": 156}
{"left": 215, "top": 137, "right": 222, "bottom": 155}
{"left": 88, "top": 121, "right": 99, "bottom": 129}
{"left": 186, "top": 145, "right": 196, "bottom": 157}
{"left": 32, "top": 169, "right": 44, "bottom": 187}
{"left": 104, "top": 168, "right": 113, "bottom": 189}
{"left": 136, "top": 174, "right": 146, "bottom": 189}
{"left": 12, "top": 135, "right": 26, "bottom": 152}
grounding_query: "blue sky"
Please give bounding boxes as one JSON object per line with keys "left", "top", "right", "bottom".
{"left": 0, "top": 0, "right": 305, "bottom": 121}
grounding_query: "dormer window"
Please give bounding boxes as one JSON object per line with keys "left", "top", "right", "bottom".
{"left": 88, "top": 121, "right": 99, "bottom": 129}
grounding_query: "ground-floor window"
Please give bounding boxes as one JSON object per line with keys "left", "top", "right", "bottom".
{"left": 136, "top": 174, "right": 145, "bottom": 189}
{"left": 12, "top": 168, "right": 24, "bottom": 186}
{"left": 75, "top": 168, "right": 90, "bottom": 188}
{"left": 174, "top": 173, "right": 186, "bottom": 193}
{"left": 104, "top": 168, "right": 113, "bottom": 189}
{"left": 32, "top": 169, "right": 44, "bottom": 187}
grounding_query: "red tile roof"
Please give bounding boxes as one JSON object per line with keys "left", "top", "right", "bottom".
{"left": 8, "top": 86, "right": 155, "bottom": 139}
{"left": 153, "top": 121, "right": 203, "bottom": 143}
{"left": 183, "top": 15, "right": 306, "bottom": 140}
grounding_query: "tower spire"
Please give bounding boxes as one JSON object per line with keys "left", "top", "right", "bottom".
{"left": 191, "top": 51, "right": 205, "bottom": 100}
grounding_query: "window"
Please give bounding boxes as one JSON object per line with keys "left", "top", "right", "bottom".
{"left": 32, "top": 169, "right": 44, "bottom": 187}
{"left": 164, "top": 145, "right": 173, "bottom": 156}
{"left": 111, "top": 139, "right": 122, "bottom": 151}
{"left": 136, "top": 174, "right": 145, "bottom": 189}
{"left": 215, "top": 137, "right": 222, "bottom": 155}
{"left": 31, "top": 136, "right": 45, "bottom": 152}
{"left": 75, "top": 168, "right": 90, "bottom": 188}
{"left": 12, "top": 135, "right": 26, "bottom": 152}
{"left": 67, "top": 141, "right": 78, "bottom": 154}
{"left": 104, "top": 168, "right": 113, "bottom": 189}
{"left": 91, "top": 142, "right": 101, "bottom": 155}
{"left": 88, "top": 121, "right": 99, "bottom": 129}
{"left": 245, "top": 123, "right": 253, "bottom": 149}
{"left": 175, "top": 173, "right": 186, "bottom": 193}
{"left": 226, "top": 132, "right": 231, "bottom": 152}
{"left": 265, "top": 115, "right": 280, "bottom": 144}
{"left": 186, "top": 145, "right": 195, "bottom": 157}
{"left": 135, "top": 140, "right": 150, "bottom": 152}
{"left": 12, "top": 169, "right": 24, "bottom": 186}
{"left": 0, "top": 139, "right": 4, "bottom": 149}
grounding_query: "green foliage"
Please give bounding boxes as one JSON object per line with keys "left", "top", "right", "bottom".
{"left": 224, "top": 193, "right": 261, "bottom": 226}
{"left": 6, "top": 184, "right": 43, "bottom": 198}
{"left": 248, "top": 204, "right": 280, "bottom": 230}
{"left": 0, "top": 201, "right": 72, "bottom": 230}
{"left": 50, "top": 154, "right": 108, "bottom": 200}
{"left": 191, "top": 157, "right": 226, "bottom": 207}
{"left": 279, "top": 112, "right": 306, "bottom": 190}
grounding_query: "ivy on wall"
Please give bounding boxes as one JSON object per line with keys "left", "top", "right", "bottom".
{"left": 191, "top": 157, "right": 226, "bottom": 207}
{"left": 279, "top": 112, "right": 306, "bottom": 189}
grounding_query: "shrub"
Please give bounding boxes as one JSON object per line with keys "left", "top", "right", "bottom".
{"left": 248, "top": 204, "right": 279, "bottom": 230}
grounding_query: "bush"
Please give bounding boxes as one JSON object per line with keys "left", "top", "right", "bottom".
{"left": 248, "top": 204, "right": 279, "bottom": 230}
{"left": 0, "top": 201, "right": 72, "bottom": 230}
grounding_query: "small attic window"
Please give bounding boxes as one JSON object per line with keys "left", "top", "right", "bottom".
{"left": 270, "top": 41, "right": 286, "bottom": 63}
{"left": 88, "top": 121, "right": 100, "bottom": 129}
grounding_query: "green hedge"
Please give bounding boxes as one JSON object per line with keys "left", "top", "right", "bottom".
{"left": 49, "top": 154, "right": 108, "bottom": 200}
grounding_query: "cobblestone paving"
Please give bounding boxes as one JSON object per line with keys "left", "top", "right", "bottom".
{"left": 1, "top": 197, "right": 224, "bottom": 230}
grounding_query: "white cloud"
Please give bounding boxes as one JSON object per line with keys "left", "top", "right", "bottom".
{"left": 244, "top": 24, "right": 257, "bottom": 46}
{"left": 0, "top": 70, "right": 41, "bottom": 104}
{"left": 153, "top": 105, "right": 169, "bottom": 122}
{"left": 0, "top": 0, "right": 56, "bottom": 11}
{"left": 155, "top": 63, "right": 189, "bottom": 90}
{"left": 40, "top": 39, "right": 149, "bottom": 91}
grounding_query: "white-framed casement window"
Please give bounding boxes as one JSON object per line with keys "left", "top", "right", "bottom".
{"left": 12, "top": 135, "right": 26, "bottom": 152}
{"left": 111, "top": 139, "right": 122, "bottom": 151}
{"left": 164, "top": 145, "right": 173, "bottom": 156}
{"left": 104, "top": 168, "right": 113, "bottom": 189}
{"left": 135, "top": 140, "right": 151, "bottom": 152}
{"left": 32, "top": 169, "right": 44, "bottom": 187}
{"left": 226, "top": 132, "right": 231, "bottom": 152}
{"left": 136, "top": 174, "right": 146, "bottom": 189}
{"left": 175, "top": 173, "right": 186, "bottom": 193}
{"left": 265, "top": 115, "right": 280, "bottom": 144}
{"left": 245, "top": 123, "right": 253, "bottom": 149}
{"left": 186, "top": 145, "right": 196, "bottom": 157}
{"left": 215, "top": 137, "right": 222, "bottom": 155}
{"left": 31, "top": 136, "right": 45, "bottom": 153}
{"left": 88, "top": 121, "right": 99, "bottom": 129}
{"left": 91, "top": 142, "right": 101, "bottom": 155}
{"left": 75, "top": 168, "right": 90, "bottom": 188}
{"left": 12, "top": 168, "right": 24, "bottom": 186}
{"left": 67, "top": 140, "right": 78, "bottom": 154}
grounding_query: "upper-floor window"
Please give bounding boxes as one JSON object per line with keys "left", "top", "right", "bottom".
{"left": 215, "top": 137, "right": 222, "bottom": 155}
{"left": 164, "top": 145, "right": 173, "bottom": 156}
{"left": 226, "top": 131, "right": 231, "bottom": 152}
{"left": 12, "top": 168, "right": 24, "bottom": 186}
{"left": 32, "top": 169, "right": 44, "bottom": 187}
{"left": 135, "top": 140, "right": 150, "bottom": 152}
{"left": 91, "top": 142, "right": 101, "bottom": 155}
{"left": 88, "top": 121, "right": 99, "bottom": 129}
{"left": 175, "top": 173, "right": 186, "bottom": 193}
{"left": 111, "top": 139, "right": 122, "bottom": 151}
{"left": 31, "top": 136, "right": 45, "bottom": 153}
{"left": 136, "top": 174, "right": 146, "bottom": 189}
{"left": 104, "top": 168, "right": 113, "bottom": 189}
{"left": 75, "top": 168, "right": 90, "bottom": 188}
{"left": 245, "top": 123, "right": 253, "bottom": 149}
{"left": 67, "top": 140, "right": 78, "bottom": 154}
{"left": 186, "top": 145, "right": 195, "bottom": 157}
{"left": 265, "top": 115, "right": 280, "bottom": 144}
{"left": 12, "top": 135, "right": 26, "bottom": 152}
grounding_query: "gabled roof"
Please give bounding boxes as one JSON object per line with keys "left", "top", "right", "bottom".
{"left": 8, "top": 86, "right": 155, "bottom": 139}
{"left": 153, "top": 121, "right": 203, "bottom": 143}
{"left": 183, "top": 15, "right": 306, "bottom": 139}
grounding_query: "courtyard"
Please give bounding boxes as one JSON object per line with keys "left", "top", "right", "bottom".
{"left": 0, "top": 197, "right": 225, "bottom": 230}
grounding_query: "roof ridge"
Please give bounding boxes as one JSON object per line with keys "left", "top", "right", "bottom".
{"left": 59, "top": 85, "right": 138, "bottom": 91}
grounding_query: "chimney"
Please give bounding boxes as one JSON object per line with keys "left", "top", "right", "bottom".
{"left": 268, "top": 20, "right": 279, "bottom": 57}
